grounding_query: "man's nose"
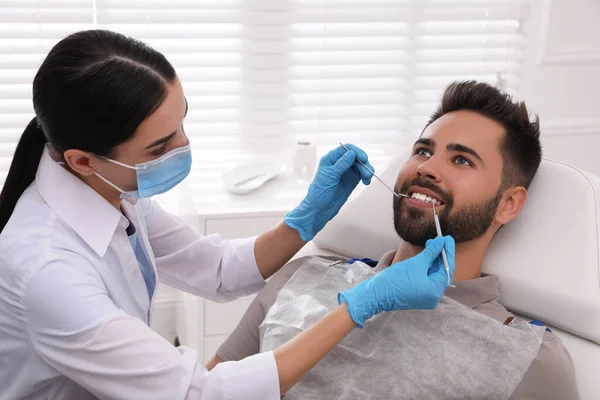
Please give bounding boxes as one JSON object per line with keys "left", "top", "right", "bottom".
{"left": 416, "top": 158, "right": 442, "bottom": 183}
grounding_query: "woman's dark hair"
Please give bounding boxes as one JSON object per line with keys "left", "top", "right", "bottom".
{"left": 425, "top": 80, "right": 542, "bottom": 191}
{"left": 0, "top": 29, "right": 176, "bottom": 232}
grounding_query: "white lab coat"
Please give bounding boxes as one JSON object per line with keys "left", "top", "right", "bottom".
{"left": 0, "top": 147, "right": 280, "bottom": 400}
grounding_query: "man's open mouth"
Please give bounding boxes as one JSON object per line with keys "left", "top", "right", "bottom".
{"left": 407, "top": 186, "right": 445, "bottom": 206}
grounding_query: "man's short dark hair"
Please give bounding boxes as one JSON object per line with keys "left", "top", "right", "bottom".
{"left": 425, "top": 80, "right": 542, "bottom": 189}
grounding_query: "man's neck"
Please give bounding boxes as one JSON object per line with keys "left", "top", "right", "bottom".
{"left": 391, "top": 235, "right": 492, "bottom": 282}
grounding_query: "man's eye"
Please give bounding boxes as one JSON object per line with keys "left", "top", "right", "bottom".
{"left": 454, "top": 156, "right": 472, "bottom": 167}
{"left": 415, "top": 148, "right": 432, "bottom": 157}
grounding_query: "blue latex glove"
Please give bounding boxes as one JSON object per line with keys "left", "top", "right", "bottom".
{"left": 284, "top": 144, "right": 374, "bottom": 241}
{"left": 338, "top": 235, "right": 456, "bottom": 328}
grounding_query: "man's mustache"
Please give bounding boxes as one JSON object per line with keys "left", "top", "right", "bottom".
{"left": 398, "top": 177, "right": 452, "bottom": 205}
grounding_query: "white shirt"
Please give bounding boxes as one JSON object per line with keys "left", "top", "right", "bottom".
{"left": 0, "top": 147, "right": 280, "bottom": 400}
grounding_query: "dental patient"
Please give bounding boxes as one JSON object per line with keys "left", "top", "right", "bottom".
{"left": 207, "top": 81, "right": 579, "bottom": 399}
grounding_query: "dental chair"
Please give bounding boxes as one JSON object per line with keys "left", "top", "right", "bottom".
{"left": 295, "top": 154, "right": 600, "bottom": 400}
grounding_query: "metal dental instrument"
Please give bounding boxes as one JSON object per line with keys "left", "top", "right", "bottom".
{"left": 339, "top": 143, "right": 409, "bottom": 199}
{"left": 432, "top": 202, "right": 455, "bottom": 288}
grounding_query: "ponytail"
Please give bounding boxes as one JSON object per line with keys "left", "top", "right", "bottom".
{"left": 0, "top": 117, "right": 47, "bottom": 233}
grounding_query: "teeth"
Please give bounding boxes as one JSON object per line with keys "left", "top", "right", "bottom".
{"left": 410, "top": 191, "right": 442, "bottom": 206}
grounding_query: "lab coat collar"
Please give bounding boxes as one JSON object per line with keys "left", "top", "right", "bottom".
{"left": 36, "top": 146, "right": 127, "bottom": 257}
{"left": 375, "top": 250, "right": 500, "bottom": 309}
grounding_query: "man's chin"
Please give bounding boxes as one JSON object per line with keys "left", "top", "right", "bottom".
{"left": 397, "top": 232, "right": 436, "bottom": 247}
{"left": 393, "top": 219, "right": 437, "bottom": 247}
{"left": 394, "top": 202, "right": 440, "bottom": 246}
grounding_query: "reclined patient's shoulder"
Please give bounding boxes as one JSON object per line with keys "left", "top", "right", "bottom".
{"left": 509, "top": 331, "right": 579, "bottom": 400}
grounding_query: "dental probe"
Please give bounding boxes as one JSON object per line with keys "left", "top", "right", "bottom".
{"left": 432, "top": 202, "right": 455, "bottom": 288}
{"left": 339, "top": 143, "right": 409, "bottom": 199}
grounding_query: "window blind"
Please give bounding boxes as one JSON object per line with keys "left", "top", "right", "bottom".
{"left": 0, "top": 0, "right": 530, "bottom": 188}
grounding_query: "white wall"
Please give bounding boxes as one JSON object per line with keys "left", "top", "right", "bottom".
{"left": 520, "top": 0, "right": 600, "bottom": 175}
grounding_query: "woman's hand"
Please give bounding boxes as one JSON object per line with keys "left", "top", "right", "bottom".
{"left": 338, "top": 235, "right": 456, "bottom": 328}
{"left": 284, "top": 143, "right": 374, "bottom": 242}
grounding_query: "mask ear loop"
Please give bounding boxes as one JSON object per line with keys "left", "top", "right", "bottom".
{"left": 92, "top": 153, "right": 142, "bottom": 171}
{"left": 52, "top": 148, "right": 134, "bottom": 197}
{"left": 94, "top": 171, "right": 127, "bottom": 194}
{"left": 86, "top": 153, "right": 134, "bottom": 195}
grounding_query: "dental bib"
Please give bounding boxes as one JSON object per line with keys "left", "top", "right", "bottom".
{"left": 259, "top": 257, "right": 544, "bottom": 400}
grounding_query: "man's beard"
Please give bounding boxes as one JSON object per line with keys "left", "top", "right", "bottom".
{"left": 393, "top": 178, "right": 503, "bottom": 246}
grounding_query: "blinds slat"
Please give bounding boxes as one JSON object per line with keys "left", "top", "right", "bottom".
{"left": 0, "top": 129, "right": 25, "bottom": 144}
{"left": 0, "top": 23, "right": 94, "bottom": 39}
{"left": 186, "top": 95, "right": 240, "bottom": 109}
{"left": 1, "top": 114, "right": 35, "bottom": 129}
{"left": 174, "top": 67, "right": 241, "bottom": 81}
{"left": 181, "top": 81, "right": 240, "bottom": 95}
{"left": 96, "top": 8, "right": 521, "bottom": 24}
{"left": 418, "top": 20, "right": 520, "bottom": 34}
{"left": 97, "top": 0, "right": 242, "bottom": 8}
{"left": 0, "top": 55, "right": 48, "bottom": 69}
{"left": 295, "top": 0, "right": 523, "bottom": 6}
{"left": 98, "top": 24, "right": 242, "bottom": 38}
{"left": 0, "top": 9, "right": 92, "bottom": 23}
{"left": 290, "top": 64, "right": 408, "bottom": 79}
{"left": 290, "top": 23, "right": 410, "bottom": 37}
{"left": 417, "top": 48, "right": 522, "bottom": 62}
{"left": 291, "top": 118, "right": 404, "bottom": 133}
{"left": 0, "top": 39, "right": 68, "bottom": 55}
{"left": 289, "top": 78, "right": 407, "bottom": 93}
{"left": 417, "top": 34, "right": 524, "bottom": 49}
{"left": 416, "top": 62, "right": 521, "bottom": 75}
{"left": 291, "top": 92, "right": 405, "bottom": 107}
{"left": 97, "top": 10, "right": 243, "bottom": 24}
{"left": 291, "top": 51, "right": 409, "bottom": 65}
{"left": 0, "top": 99, "right": 33, "bottom": 114}
{"left": 0, "top": 85, "right": 32, "bottom": 99}
{"left": 289, "top": 104, "right": 404, "bottom": 120}
{"left": 0, "top": 70, "right": 36, "bottom": 84}
{"left": 289, "top": 36, "right": 409, "bottom": 51}
{"left": 3, "top": 1, "right": 89, "bottom": 6}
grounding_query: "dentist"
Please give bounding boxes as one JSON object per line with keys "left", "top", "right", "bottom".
{"left": 0, "top": 30, "right": 455, "bottom": 400}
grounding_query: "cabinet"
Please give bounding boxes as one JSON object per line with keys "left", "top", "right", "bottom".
{"left": 175, "top": 212, "right": 289, "bottom": 362}
{"left": 174, "top": 209, "right": 316, "bottom": 362}
{"left": 198, "top": 214, "right": 283, "bottom": 362}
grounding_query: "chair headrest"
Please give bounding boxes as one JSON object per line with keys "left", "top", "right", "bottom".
{"left": 314, "top": 153, "right": 600, "bottom": 344}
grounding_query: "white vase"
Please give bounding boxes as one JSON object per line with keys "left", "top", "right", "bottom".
{"left": 293, "top": 141, "right": 317, "bottom": 180}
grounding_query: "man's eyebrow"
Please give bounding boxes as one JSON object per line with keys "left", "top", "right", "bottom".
{"left": 413, "top": 137, "right": 434, "bottom": 147}
{"left": 145, "top": 132, "right": 177, "bottom": 150}
{"left": 447, "top": 143, "right": 483, "bottom": 163}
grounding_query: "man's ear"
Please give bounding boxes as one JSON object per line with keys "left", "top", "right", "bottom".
{"left": 495, "top": 186, "right": 527, "bottom": 225}
{"left": 63, "top": 149, "right": 97, "bottom": 177}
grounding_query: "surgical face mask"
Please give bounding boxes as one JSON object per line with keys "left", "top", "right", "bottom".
{"left": 94, "top": 144, "right": 192, "bottom": 198}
